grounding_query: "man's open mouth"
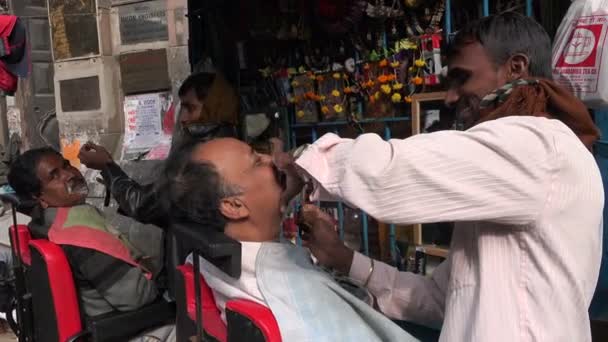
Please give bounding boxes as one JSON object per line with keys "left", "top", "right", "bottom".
{"left": 66, "top": 179, "right": 89, "bottom": 195}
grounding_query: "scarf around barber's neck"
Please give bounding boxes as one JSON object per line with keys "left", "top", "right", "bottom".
{"left": 475, "top": 78, "right": 600, "bottom": 150}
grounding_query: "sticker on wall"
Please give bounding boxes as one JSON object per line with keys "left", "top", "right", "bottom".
{"left": 122, "top": 92, "right": 172, "bottom": 159}
{"left": 60, "top": 137, "right": 83, "bottom": 169}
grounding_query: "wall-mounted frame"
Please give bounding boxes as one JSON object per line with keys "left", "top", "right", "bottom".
{"left": 410, "top": 91, "right": 448, "bottom": 248}
{"left": 410, "top": 91, "right": 448, "bottom": 136}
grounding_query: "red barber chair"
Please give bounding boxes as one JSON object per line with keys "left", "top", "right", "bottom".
{"left": 3, "top": 194, "right": 176, "bottom": 342}
{"left": 170, "top": 223, "right": 282, "bottom": 342}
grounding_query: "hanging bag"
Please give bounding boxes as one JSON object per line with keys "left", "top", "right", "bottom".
{"left": 552, "top": 0, "right": 608, "bottom": 108}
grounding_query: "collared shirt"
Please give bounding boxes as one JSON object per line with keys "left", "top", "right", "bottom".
{"left": 187, "top": 241, "right": 265, "bottom": 322}
{"left": 295, "top": 116, "right": 604, "bottom": 342}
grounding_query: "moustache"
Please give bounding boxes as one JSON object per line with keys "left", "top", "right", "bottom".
{"left": 453, "top": 95, "right": 482, "bottom": 130}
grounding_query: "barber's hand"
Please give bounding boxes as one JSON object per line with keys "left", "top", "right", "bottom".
{"left": 300, "top": 204, "right": 354, "bottom": 275}
{"left": 271, "top": 138, "right": 305, "bottom": 213}
{"left": 269, "top": 138, "right": 284, "bottom": 155}
{"left": 78, "top": 142, "right": 113, "bottom": 170}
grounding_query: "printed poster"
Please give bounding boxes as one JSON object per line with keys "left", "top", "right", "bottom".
{"left": 123, "top": 93, "right": 166, "bottom": 156}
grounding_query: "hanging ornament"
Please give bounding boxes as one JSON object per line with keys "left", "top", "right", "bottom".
{"left": 409, "top": 13, "right": 425, "bottom": 35}
{"left": 378, "top": 75, "right": 389, "bottom": 83}
{"left": 366, "top": 0, "right": 404, "bottom": 18}
{"left": 395, "top": 39, "right": 418, "bottom": 52}
{"left": 403, "top": 17, "right": 415, "bottom": 37}
{"left": 316, "top": 0, "right": 367, "bottom": 35}
{"left": 292, "top": 73, "right": 319, "bottom": 123}
{"left": 428, "top": 0, "right": 446, "bottom": 33}
{"left": 404, "top": 0, "right": 424, "bottom": 9}
{"left": 331, "top": 63, "right": 344, "bottom": 72}
{"left": 345, "top": 58, "right": 356, "bottom": 73}
{"left": 290, "top": 24, "right": 298, "bottom": 38}
{"left": 369, "top": 50, "right": 380, "bottom": 62}
{"left": 363, "top": 80, "right": 375, "bottom": 89}
{"left": 407, "top": 83, "right": 416, "bottom": 93}
{"left": 421, "top": 34, "right": 443, "bottom": 85}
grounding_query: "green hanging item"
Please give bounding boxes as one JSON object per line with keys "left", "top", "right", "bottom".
{"left": 369, "top": 50, "right": 380, "bottom": 62}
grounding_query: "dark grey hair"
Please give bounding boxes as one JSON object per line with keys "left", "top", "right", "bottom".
{"left": 158, "top": 139, "right": 241, "bottom": 231}
{"left": 448, "top": 12, "right": 553, "bottom": 79}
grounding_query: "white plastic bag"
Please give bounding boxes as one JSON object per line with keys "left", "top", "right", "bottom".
{"left": 552, "top": 0, "right": 608, "bottom": 108}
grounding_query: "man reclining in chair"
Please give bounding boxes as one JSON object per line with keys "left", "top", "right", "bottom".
{"left": 160, "top": 138, "right": 420, "bottom": 342}
{"left": 8, "top": 148, "right": 174, "bottom": 341}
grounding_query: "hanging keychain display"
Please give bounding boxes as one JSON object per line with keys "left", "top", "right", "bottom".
{"left": 253, "top": 0, "right": 449, "bottom": 126}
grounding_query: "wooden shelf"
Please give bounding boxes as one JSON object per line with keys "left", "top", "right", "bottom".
{"left": 421, "top": 244, "right": 449, "bottom": 258}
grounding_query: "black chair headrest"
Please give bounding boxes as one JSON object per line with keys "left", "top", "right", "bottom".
{"left": 0, "top": 193, "right": 37, "bottom": 215}
{"left": 0, "top": 193, "right": 20, "bottom": 206}
{"left": 171, "top": 223, "right": 242, "bottom": 278}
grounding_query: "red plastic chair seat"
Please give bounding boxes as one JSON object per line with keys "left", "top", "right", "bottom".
{"left": 176, "top": 264, "right": 281, "bottom": 342}
{"left": 9, "top": 225, "right": 31, "bottom": 265}
{"left": 177, "top": 264, "right": 227, "bottom": 341}
{"left": 16, "top": 225, "right": 175, "bottom": 342}
{"left": 29, "top": 240, "right": 84, "bottom": 341}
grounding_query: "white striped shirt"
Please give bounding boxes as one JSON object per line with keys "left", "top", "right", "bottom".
{"left": 295, "top": 116, "right": 604, "bottom": 342}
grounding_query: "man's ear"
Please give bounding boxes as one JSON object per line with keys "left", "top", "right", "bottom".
{"left": 507, "top": 53, "right": 530, "bottom": 81}
{"left": 219, "top": 196, "right": 249, "bottom": 220}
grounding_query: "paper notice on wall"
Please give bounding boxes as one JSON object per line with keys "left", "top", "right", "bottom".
{"left": 123, "top": 93, "right": 166, "bottom": 155}
{"left": 144, "top": 134, "right": 172, "bottom": 160}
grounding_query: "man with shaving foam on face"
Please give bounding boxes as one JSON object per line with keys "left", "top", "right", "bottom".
{"left": 8, "top": 148, "right": 174, "bottom": 341}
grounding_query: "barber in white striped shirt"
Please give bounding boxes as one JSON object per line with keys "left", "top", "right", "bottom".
{"left": 275, "top": 13, "right": 603, "bottom": 342}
